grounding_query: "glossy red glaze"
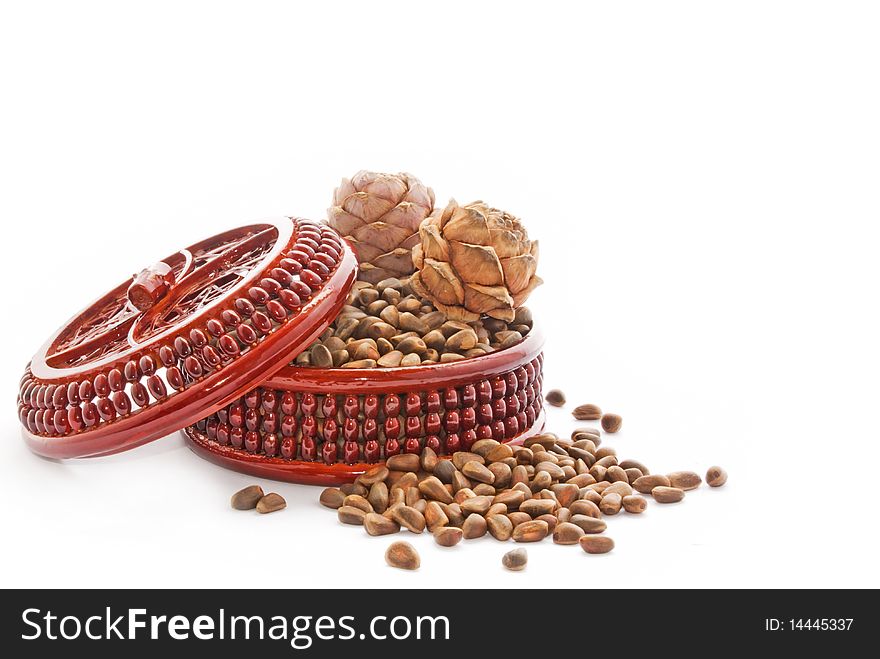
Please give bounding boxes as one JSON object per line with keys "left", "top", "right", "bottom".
{"left": 183, "top": 327, "right": 545, "bottom": 485}
{"left": 127, "top": 262, "right": 176, "bottom": 311}
{"left": 18, "top": 218, "right": 357, "bottom": 459}
{"left": 185, "top": 408, "right": 545, "bottom": 486}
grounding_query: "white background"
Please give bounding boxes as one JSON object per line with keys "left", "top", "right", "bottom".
{"left": 1, "top": 1, "right": 878, "bottom": 589}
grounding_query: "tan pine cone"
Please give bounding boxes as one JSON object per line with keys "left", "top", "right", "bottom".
{"left": 327, "top": 171, "right": 434, "bottom": 283}
{"left": 410, "top": 200, "right": 542, "bottom": 322}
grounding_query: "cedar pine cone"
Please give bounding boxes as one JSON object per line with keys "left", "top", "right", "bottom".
{"left": 327, "top": 171, "right": 435, "bottom": 283}
{"left": 410, "top": 200, "right": 541, "bottom": 322}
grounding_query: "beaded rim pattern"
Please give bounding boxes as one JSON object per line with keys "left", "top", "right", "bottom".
{"left": 183, "top": 329, "right": 545, "bottom": 485}
{"left": 18, "top": 218, "right": 357, "bottom": 459}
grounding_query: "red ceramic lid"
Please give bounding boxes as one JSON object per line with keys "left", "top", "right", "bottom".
{"left": 17, "top": 217, "right": 357, "bottom": 459}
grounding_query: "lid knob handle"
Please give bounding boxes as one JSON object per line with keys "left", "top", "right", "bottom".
{"left": 127, "top": 262, "right": 175, "bottom": 311}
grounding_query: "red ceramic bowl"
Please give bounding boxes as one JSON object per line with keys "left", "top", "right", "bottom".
{"left": 183, "top": 326, "right": 545, "bottom": 485}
